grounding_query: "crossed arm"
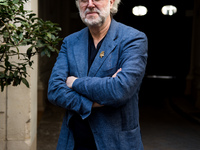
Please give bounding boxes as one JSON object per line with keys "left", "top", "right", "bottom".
{"left": 48, "top": 31, "right": 147, "bottom": 118}
{"left": 66, "top": 68, "right": 122, "bottom": 108}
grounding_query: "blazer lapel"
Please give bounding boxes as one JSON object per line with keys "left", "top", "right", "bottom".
{"left": 88, "top": 19, "right": 118, "bottom": 77}
{"left": 73, "top": 28, "right": 89, "bottom": 77}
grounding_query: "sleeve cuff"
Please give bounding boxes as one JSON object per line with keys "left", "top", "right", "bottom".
{"left": 80, "top": 98, "right": 93, "bottom": 120}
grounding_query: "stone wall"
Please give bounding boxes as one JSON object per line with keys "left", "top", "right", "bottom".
{"left": 0, "top": 1, "right": 38, "bottom": 150}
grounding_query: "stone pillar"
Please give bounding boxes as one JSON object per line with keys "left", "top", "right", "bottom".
{"left": 0, "top": 1, "right": 38, "bottom": 150}
{"left": 0, "top": 89, "right": 6, "bottom": 150}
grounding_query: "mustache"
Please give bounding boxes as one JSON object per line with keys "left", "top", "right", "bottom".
{"left": 84, "top": 8, "right": 100, "bottom": 15}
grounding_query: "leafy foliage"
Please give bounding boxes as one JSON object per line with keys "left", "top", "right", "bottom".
{"left": 0, "top": 0, "right": 62, "bottom": 91}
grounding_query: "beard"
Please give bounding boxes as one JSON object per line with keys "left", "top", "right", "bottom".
{"left": 79, "top": 2, "right": 110, "bottom": 27}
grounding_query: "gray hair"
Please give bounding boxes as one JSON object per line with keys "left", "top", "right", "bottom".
{"left": 110, "top": 0, "right": 121, "bottom": 16}
{"left": 75, "top": 0, "right": 121, "bottom": 16}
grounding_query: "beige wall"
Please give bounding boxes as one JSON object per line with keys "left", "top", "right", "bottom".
{"left": 0, "top": 90, "right": 6, "bottom": 150}
{"left": 0, "top": 1, "right": 38, "bottom": 150}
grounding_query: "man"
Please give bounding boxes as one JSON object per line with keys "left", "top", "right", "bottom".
{"left": 48, "top": 0, "right": 148, "bottom": 149}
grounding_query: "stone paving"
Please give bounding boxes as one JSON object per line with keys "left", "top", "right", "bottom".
{"left": 140, "top": 98, "right": 200, "bottom": 150}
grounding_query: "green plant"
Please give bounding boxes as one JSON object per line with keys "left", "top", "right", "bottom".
{"left": 0, "top": 0, "right": 62, "bottom": 91}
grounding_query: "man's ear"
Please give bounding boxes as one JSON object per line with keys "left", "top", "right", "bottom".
{"left": 110, "top": 0, "right": 115, "bottom": 8}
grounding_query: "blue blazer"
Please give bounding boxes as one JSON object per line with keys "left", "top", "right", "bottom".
{"left": 48, "top": 19, "right": 148, "bottom": 150}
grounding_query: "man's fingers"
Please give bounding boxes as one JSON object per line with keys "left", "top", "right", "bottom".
{"left": 92, "top": 102, "right": 104, "bottom": 108}
{"left": 66, "top": 76, "right": 77, "bottom": 88}
{"left": 112, "top": 68, "right": 122, "bottom": 78}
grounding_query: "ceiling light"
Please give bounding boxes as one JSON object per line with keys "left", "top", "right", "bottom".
{"left": 132, "top": 6, "right": 148, "bottom": 16}
{"left": 161, "top": 5, "right": 177, "bottom": 16}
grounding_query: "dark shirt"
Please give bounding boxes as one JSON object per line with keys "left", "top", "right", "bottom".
{"left": 71, "top": 32, "right": 105, "bottom": 150}
{"left": 88, "top": 33, "right": 104, "bottom": 71}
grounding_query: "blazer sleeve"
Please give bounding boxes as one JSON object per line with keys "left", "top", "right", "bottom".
{"left": 48, "top": 38, "right": 93, "bottom": 119}
{"left": 72, "top": 31, "right": 148, "bottom": 108}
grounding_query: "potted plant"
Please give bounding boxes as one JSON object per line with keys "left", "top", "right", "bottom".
{"left": 0, "top": 0, "right": 62, "bottom": 91}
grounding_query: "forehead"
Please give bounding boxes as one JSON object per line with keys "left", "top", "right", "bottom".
{"left": 76, "top": 0, "right": 110, "bottom": 7}
{"left": 77, "top": 0, "right": 110, "bottom": 3}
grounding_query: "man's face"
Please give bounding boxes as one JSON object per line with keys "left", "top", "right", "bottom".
{"left": 77, "top": 0, "right": 112, "bottom": 27}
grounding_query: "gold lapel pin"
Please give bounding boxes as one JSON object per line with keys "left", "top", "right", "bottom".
{"left": 100, "top": 51, "right": 105, "bottom": 58}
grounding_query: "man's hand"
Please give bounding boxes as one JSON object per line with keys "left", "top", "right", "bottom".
{"left": 66, "top": 76, "right": 77, "bottom": 89}
{"left": 92, "top": 102, "right": 104, "bottom": 108}
{"left": 112, "top": 68, "right": 122, "bottom": 78}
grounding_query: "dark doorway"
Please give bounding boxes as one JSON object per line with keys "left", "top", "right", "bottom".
{"left": 113, "top": 0, "right": 194, "bottom": 102}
